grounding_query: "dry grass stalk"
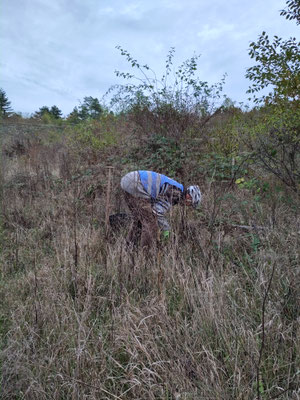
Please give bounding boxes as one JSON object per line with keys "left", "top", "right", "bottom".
{"left": 1, "top": 129, "right": 299, "bottom": 399}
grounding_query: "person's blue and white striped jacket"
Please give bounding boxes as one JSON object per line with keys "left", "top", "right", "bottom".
{"left": 121, "top": 170, "right": 184, "bottom": 230}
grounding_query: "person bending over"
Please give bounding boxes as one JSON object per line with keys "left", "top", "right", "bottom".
{"left": 120, "top": 170, "right": 201, "bottom": 249}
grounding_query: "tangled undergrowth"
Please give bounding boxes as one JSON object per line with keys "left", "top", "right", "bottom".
{"left": 1, "top": 120, "right": 299, "bottom": 400}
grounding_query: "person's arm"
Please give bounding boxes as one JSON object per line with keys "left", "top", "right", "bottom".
{"left": 152, "top": 184, "right": 184, "bottom": 231}
{"left": 152, "top": 198, "right": 171, "bottom": 230}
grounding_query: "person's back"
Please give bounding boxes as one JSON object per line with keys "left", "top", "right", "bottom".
{"left": 138, "top": 170, "right": 184, "bottom": 199}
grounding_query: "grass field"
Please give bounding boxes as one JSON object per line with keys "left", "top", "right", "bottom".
{"left": 1, "top": 117, "right": 299, "bottom": 399}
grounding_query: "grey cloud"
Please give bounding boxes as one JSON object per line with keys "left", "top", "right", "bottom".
{"left": 1, "top": 0, "right": 299, "bottom": 115}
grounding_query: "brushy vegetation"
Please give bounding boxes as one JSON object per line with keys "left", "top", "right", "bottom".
{"left": 1, "top": 98, "right": 299, "bottom": 399}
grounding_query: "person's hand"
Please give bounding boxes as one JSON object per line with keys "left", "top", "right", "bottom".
{"left": 185, "top": 193, "right": 193, "bottom": 206}
{"left": 161, "top": 230, "right": 170, "bottom": 240}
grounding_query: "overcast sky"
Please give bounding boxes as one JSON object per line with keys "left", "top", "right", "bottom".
{"left": 1, "top": 0, "right": 298, "bottom": 116}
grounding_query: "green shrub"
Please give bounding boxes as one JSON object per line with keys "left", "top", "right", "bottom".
{"left": 66, "top": 115, "right": 118, "bottom": 152}
{"left": 109, "top": 47, "right": 226, "bottom": 140}
{"left": 244, "top": 102, "right": 300, "bottom": 192}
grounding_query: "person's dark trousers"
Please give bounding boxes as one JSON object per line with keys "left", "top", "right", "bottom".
{"left": 124, "top": 192, "right": 158, "bottom": 250}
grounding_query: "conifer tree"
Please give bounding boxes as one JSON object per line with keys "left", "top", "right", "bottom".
{"left": 0, "top": 88, "right": 13, "bottom": 117}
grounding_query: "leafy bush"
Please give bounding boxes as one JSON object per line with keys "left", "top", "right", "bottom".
{"left": 108, "top": 47, "right": 226, "bottom": 140}
{"left": 66, "top": 115, "right": 118, "bottom": 154}
{"left": 242, "top": 102, "right": 300, "bottom": 192}
{"left": 245, "top": 0, "right": 300, "bottom": 192}
{"left": 119, "top": 134, "right": 185, "bottom": 177}
{"left": 206, "top": 106, "right": 244, "bottom": 156}
{"left": 199, "top": 152, "right": 252, "bottom": 182}
{"left": 143, "top": 134, "right": 185, "bottom": 176}
{"left": 246, "top": 33, "right": 299, "bottom": 103}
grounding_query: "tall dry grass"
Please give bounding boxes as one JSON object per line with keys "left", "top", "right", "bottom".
{"left": 1, "top": 129, "right": 299, "bottom": 399}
